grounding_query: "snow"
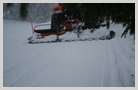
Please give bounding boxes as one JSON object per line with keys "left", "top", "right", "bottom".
{"left": 34, "top": 21, "right": 51, "bottom": 30}
{"left": 31, "top": 26, "right": 113, "bottom": 43}
{"left": 3, "top": 19, "right": 135, "bottom": 87}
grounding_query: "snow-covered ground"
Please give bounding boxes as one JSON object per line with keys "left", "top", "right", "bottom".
{"left": 3, "top": 19, "right": 135, "bottom": 87}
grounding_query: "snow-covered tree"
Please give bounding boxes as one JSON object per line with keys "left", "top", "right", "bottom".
{"left": 3, "top": 3, "right": 58, "bottom": 23}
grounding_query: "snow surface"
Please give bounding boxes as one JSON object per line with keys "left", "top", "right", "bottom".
{"left": 3, "top": 19, "right": 135, "bottom": 87}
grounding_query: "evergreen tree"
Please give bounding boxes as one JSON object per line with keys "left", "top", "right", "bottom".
{"left": 66, "top": 3, "right": 135, "bottom": 38}
{"left": 20, "top": 3, "right": 29, "bottom": 19}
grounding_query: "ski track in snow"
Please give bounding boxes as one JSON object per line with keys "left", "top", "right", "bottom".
{"left": 3, "top": 20, "right": 135, "bottom": 87}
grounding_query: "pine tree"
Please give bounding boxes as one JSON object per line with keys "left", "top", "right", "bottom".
{"left": 66, "top": 3, "right": 135, "bottom": 38}
{"left": 20, "top": 3, "right": 29, "bottom": 19}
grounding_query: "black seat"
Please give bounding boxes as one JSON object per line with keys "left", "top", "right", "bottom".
{"left": 34, "top": 29, "right": 56, "bottom": 34}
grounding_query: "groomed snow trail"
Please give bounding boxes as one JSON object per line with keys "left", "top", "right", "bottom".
{"left": 3, "top": 20, "right": 135, "bottom": 87}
